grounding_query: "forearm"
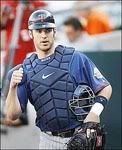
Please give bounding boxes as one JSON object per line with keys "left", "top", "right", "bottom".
{"left": 6, "top": 87, "right": 22, "bottom": 120}
{"left": 84, "top": 84, "right": 112, "bottom": 123}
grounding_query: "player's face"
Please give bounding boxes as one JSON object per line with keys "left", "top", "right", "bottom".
{"left": 32, "top": 28, "right": 55, "bottom": 52}
{"left": 64, "top": 25, "right": 81, "bottom": 42}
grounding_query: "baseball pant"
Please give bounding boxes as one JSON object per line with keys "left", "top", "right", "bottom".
{"left": 39, "top": 131, "right": 71, "bottom": 149}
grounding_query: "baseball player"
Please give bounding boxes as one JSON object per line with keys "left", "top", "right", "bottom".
{"left": 5, "top": 9, "right": 112, "bottom": 149}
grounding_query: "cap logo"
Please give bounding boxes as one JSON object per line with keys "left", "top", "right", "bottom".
{"left": 38, "top": 14, "right": 46, "bottom": 22}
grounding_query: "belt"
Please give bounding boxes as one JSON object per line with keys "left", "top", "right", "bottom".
{"left": 51, "top": 129, "right": 75, "bottom": 138}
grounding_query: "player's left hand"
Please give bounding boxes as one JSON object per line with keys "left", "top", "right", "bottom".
{"left": 67, "top": 122, "right": 104, "bottom": 150}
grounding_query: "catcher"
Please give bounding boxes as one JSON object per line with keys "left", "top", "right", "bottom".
{"left": 5, "top": 9, "right": 112, "bottom": 149}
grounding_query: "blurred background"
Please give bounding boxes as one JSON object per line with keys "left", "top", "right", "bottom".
{"left": 0, "top": 0, "right": 121, "bottom": 149}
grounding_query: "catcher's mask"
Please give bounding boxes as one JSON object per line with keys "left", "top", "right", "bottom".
{"left": 69, "top": 85, "right": 95, "bottom": 121}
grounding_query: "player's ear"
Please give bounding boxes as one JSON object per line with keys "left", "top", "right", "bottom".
{"left": 28, "top": 30, "right": 33, "bottom": 39}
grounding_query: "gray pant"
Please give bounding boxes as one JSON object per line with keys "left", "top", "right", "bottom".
{"left": 39, "top": 131, "right": 71, "bottom": 149}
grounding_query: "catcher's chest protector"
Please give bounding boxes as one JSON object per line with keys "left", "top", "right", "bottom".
{"left": 23, "top": 45, "right": 81, "bottom": 131}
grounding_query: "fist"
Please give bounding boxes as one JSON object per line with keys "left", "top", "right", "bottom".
{"left": 10, "top": 68, "right": 23, "bottom": 89}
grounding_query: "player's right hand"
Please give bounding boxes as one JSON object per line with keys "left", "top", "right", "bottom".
{"left": 10, "top": 68, "right": 23, "bottom": 89}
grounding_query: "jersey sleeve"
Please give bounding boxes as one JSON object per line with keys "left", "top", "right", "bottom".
{"left": 7, "top": 65, "right": 28, "bottom": 112}
{"left": 69, "top": 51, "right": 110, "bottom": 94}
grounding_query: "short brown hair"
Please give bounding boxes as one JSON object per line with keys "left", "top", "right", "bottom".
{"left": 64, "top": 17, "right": 84, "bottom": 31}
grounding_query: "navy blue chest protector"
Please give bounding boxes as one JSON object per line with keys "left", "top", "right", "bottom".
{"left": 23, "top": 45, "right": 81, "bottom": 132}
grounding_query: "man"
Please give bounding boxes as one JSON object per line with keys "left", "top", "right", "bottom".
{"left": 5, "top": 9, "right": 112, "bottom": 149}
{"left": 63, "top": 17, "right": 102, "bottom": 51}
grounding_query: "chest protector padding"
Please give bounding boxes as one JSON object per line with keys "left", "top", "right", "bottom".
{"left": 23, "top": 45, "right": 81, "bottom": 132}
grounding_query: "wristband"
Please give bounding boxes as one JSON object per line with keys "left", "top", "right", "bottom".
{"left": 95, "top": 96, "right": 108, "bottom": 108}
{"left": 90, "top": 96, "right": 108, "bottom": 116}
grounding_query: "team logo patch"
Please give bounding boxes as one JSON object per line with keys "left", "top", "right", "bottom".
{"left": 94, "top": 67, "right": 103, "bottom": 79}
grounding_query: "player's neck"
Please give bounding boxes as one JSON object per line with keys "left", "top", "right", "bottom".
{"left": 36, "top": 44, "right": 56, "bottom": 59}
